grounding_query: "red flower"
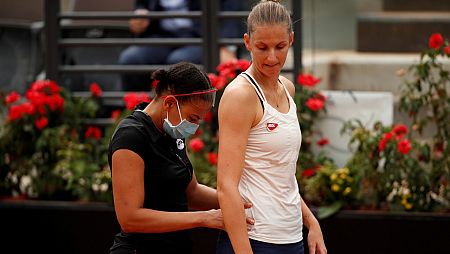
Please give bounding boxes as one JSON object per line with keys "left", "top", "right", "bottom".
{"left": 236, "top": 59, "right": 251, "bottom": 71}
{"left": 8, "top": 102, "right": 35, "bottom": 121}
{"left": 25, "top": 91, "right": 45, "bottom": 114}
{"left": 444, "top": 46, "right": 450, "bottom": 56}
{"left": 378, "top": 139, "right": 387, "bottom": 151}
{"left": 90, "top": 82, "right": 102, "bottom": 97}
{"left": 435, "top": 143, "right": 444, "bottom": 152}
{"left": 442, "top": 179, "right": 449, "bottom": 188}
{"left": 392, "top": 124, "right": 408, "bottom": 137}
{"left": 297, "top": 73, "right": 321, "bottom": 87}
{"left": 302, "top": 165, "right": 320, "bottom": 178}
{"left": 5, "top": 91, "right": 21, "bottom": 105}
{"left": 85, "top": 126, "right": 102, "bottom": 140}
{"left": 428, "top": 33, "right": 444, "bottom": 49}
{"left": 203, "top": 111, "right": 213, "bottom": 122}
{"left": 434, "top": 143, "right": 444, "bottom": 159}
{"left": 397, "top": 139, "right": 412, "bottom": 154}
{"left": 47, "top": 94, "right": 65, "bottom": 111}
{"left": 35, "top": 117, "right": 48, "bottom": 130}
{"left": 29, "top": 80, "right": 59, "bottom": 95}
{"left": 314, "top": 92, "right": 327, "bottom": 102}
{"left": 23, "top": 102, "right": 35, "bottom": 115}
{"left": 302, "top": 168, "right": 317, "bottom": 178}
{"left": 25, "top": 88, "right": 64, "bottom": 113}
{"left": 25, "top": 90, "right": 43, "bottom": 105}
{"left": 188, "top": 138, "right": 204, "bottom": 152}
{"left": 216, "top": 62, "right": 236, "bottom": 79}
{"left": 123, "top": 92, "right": 151, "bottom": 110}
{"left": 305, "top": 98, "right": 325, "bottom": 111}
{"left": 111, "top": 110, "right": 122, "bottom": 120}
{"left": 378, "top": 132, "right": 394, "bottom": 151}
{"left": 216, "top": 59, "right": 251, "bottom": 79}
{"left": 8, "top": 105, "right": 25, "bottom": 121}
{"left": 216, "top": 60, "right": 237, "bottom": 78}
{"left": 316, "top": 138, "right": 329, "bottom": 146}
{"left": 208, "top": 73, "right": 228, "bottom": 90}
{"left": 216, "top": 61, "right": 232, "bottom": 73}
{"left": 208, "top": 152, "right": 218, "bottom": 165}
{"left": 194, "top": 127, "right": 203, "bottom": 136}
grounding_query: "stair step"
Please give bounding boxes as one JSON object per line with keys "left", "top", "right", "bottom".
{"left": 357, "top": 12, "right": 450, "bottom": 52}
{"left": 83, "top": 118, "right": 115, "bottom": 126}
{"left": 383, "top": 0, "right": 450, "bottom": 12}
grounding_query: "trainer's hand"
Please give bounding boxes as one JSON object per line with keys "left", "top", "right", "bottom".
{"left": 129, "top": 9, "right": 150, "bottom": 35}
{"left": 243, "top": 201, "right": 255, "bottom": 226}
{"left": 203, "top": 209, "right": 224, "bottom": 229}
{"left": 203, "top": 202, "right": 254, "bottom": 230}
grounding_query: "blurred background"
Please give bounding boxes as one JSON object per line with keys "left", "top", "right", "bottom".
{"left": 1, "top": 1, "right": 449, "bottom": 254}
{"left": 1, "top": 0, "right": 448, "bottom": 93}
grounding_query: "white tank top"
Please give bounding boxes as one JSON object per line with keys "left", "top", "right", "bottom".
{"left": 239, "top": 72, "right": 303, "bottom": 244}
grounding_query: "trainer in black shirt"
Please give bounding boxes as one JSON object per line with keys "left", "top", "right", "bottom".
{"left": 108, "top": 62, "right": 253, "bottom": 254}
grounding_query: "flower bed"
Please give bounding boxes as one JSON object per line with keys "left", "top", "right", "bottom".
{"left": 0, "top": 34, "right": 449, "bottom": 217}
{"left": 0, "top": 81, "right": 152, "bottom": 202}
{"left": 302, "top": 33, "right": 450, "bottom": 217}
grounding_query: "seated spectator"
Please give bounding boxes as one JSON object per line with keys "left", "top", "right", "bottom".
{"left": 118, "top": 0, "right": 242, "bottom": 91}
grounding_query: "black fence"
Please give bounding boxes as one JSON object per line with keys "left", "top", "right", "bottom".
{"left": 43, "top": 0, "right": 303, "bottom": 90}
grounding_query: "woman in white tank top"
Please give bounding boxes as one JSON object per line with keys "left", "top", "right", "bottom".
{"left": 216, "top": 1, "right": 327, "bottom": 254}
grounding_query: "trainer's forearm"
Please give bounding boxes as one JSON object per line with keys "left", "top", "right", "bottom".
{"left": 118, "top": 209, "right": 208, "bottom": 233}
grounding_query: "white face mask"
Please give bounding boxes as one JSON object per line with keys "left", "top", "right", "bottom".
{"left": 163, "top": 99, "right": 199, "bottom": 139}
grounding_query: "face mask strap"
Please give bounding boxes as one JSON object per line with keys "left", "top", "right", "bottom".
{"left": 175, "top": 99, "right": 183, "bottom": 121}
{"left": 164, "top": 96, "right": 183, "bottom": 125}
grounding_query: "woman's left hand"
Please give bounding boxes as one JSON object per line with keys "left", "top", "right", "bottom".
{"left": 307, "top": 225, "right": 327, "bottom": 254}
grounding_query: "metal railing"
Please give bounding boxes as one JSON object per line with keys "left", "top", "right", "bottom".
{"left": 44, "top": 0, "right": 302, "bottom": 87}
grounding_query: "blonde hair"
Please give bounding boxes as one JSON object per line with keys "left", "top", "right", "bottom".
{"left": 247, "top": 0, "right": 292, "bottom": 36}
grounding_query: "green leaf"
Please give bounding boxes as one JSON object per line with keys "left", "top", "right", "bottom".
{"left": 317, "top": 201, "right": 343, "bottom": 219}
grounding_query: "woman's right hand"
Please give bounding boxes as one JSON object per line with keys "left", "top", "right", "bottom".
{"left": 129, "top": 9, "right": 150, "bottom": 35}
{"left": 203, "top": 202, "right": 255, "bottom": 230}
{"left": 203, "top": 209, "right": 224, "bottom": 229}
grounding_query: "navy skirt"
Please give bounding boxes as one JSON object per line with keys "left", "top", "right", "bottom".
{"left": 216, "top": 231, "right": 304, "bottom": 254}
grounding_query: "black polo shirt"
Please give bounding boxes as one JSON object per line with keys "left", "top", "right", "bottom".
{"left": 108, "top": 103, "right": 194, "bottom": 254}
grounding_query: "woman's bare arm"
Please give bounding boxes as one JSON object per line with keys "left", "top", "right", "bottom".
{"left": 217, "top": 81, "right": 259, "bottom": 254}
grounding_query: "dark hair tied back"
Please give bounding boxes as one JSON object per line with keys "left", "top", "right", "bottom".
{"left": 151, "top": 69, "right": 168, "bottom": 83}
{"left": 151, "top": 62, "right": 212, "bottom": 103}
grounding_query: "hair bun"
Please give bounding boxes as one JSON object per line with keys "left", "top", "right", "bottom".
{"left": 151, "top": 69, "right": 168, "bottom": 82}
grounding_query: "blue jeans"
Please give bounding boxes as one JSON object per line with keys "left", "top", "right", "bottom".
{"left": 118, "top": 44, "right": 202, "bottom": 91}
{"left": 216, "top": 231, "right": 304, "bottom": 254}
